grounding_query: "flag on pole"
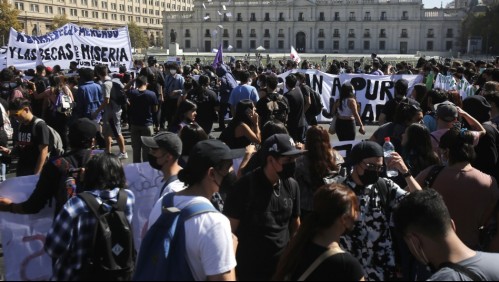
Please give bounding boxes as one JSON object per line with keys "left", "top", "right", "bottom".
{"left": 223, "top": 5, "right": 226, "bottom": 10}
{"left": 217, "top": 11, "right": 222, "bottom": 15}
{"left": 212, "top": 43, "right": 223, "bottom": 68}
{"left": 204, "top": 15, "right": 210, "bottom": 20}
{"left": 226, "top": 12, "right": 232, "bottom": 17}
{"left": 227, "top": 45, "right": 233, "bottom": 51}
{"left": 290, "top": 46, "right": 301, "bottom": 63}
{"left": 202, "top": 3, "right": 206, "bottom": 9}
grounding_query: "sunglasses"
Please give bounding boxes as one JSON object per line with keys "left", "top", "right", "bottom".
{"left": 363, "top": 161, "right": 384, "bottom": 172}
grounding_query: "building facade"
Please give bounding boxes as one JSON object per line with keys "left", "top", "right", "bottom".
{"left": 164, "top": 0, "right": 466, "bottom": 54}
{"left": 9, "top": 0, "right": 193, "bottom": 47}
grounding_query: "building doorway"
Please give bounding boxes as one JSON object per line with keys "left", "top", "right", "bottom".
{"left": 296, "top": 32, "right": 306, "bottom": 52}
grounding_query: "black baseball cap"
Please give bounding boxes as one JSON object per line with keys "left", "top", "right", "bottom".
{"left": 261, "top": 134, "right": 306, "bottom": 158}
{"left": 69, "top": 118, "right": 99, "bottom": 141}
{"left": 141, "top": 132, "right": 182, "bottom": 158}
{"left": 349, "top": 141, "right": 384, "bottom": 165}
{"left": 184, "top": 140, "right": 245, "bottom": 174}
{"left": 435, "top": 101, "right": 458, "bottom": 122}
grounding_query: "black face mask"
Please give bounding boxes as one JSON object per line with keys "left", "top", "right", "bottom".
{"left": 277, "top": 162, "right": 296, "bottom": 179}
{"left": 148, "top": 154, "right": 163, "bottom": 170}
{"left": 359, "top": 170, "right": 379, "bottom": 186}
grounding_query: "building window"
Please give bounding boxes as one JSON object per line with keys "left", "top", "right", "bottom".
{"left": 30, "top": 4, "right": 40, "bottom": 12}
{"left": 401, "top": 29, "right": 408, "bottom": 38}
{"left": 205, "top": 29, "right": 211, "bottom": 37}
{"left": 250, "top": 40, "right": 256, "bottom": 49}
{"left": 279, "top": 12, "right": 284, "bottom": 21}
{"left": 250, "top": 29, "right": 256, "bottom": 37}
{"left": 427, "top": 41, "right": 434, "bottom": 51}
{"left": 45, "top": 6, "right": 53, "bottom": 13}
{"left": 236, "top": 29, "right": 242, "bottom": 37}
{"left": 237, "top": 13, "right": 242, "bottom": 21}
{"left": 446, "top": 41, "right": 453, "bottom": 50}
{"left": 333, "top": 29, "right": 340, "bottom": 37}
{"left": 102, "top": 1, "right": 107, "bottom": 8}
{"left": 223, "top": 29, "right": 229, "bottom": 37}
{"left": 364, "top": 29, "right": 370, "bottom": 38}
{"left": 143, "top": 17, "right": 147, "bottom": 23}
{"left": 265, "top": 13, "right": 270, "bottom": 21}
{"left": 223, "top": 13, "right": 229, "bottom": 21}
{"left": 318, "top": 29, "right": 324, "bottom": 38}
{"left": 236, "top": 40, "right": 242, "bottom": 49}
{"left": 264, "top": 40, "right": 270, "bottom": 49}
{"left": 81, "top": 0, "right": 87, "bottom": 5}
{"left": 92, "top": 11, "right": 98, "bottom": 17}
{"left": 82, "top": 10, "right": 88, "bottom": 17}
{"left": 223, "top": 40, "right": 229, "bottom": 49}
{"left": 446, "top": 29, "right": 453, "bottom": 38}
{"left": 348, "top": 41, "right": 355, "bottom": 50}
{"left": 91, "top": 0, "right": 97, "bottom": 6}
{"left": 149, "top": 9, "right": 153, "bottom": 15}
{"left": 111, "top": 3, "right": 117, "bottom": 9}
{"left": 349, "top": 12, "right": 355, "bottom": 21}
{"left": 278, "top": 29, "right": 284, "bottom": 37}
{"left": 70, "top": 8, "right": 77, "bottom": 16}
{"left": 318, "top": 40, "right": 324, "bottom": 49}
{"left": 319, "top": 12, "right": 325, "bottom": 21}
{"left": 364, "top": 41, "right": 370, "bottom": 50}
{"left": 402, "top": 11, "right": 408, "bottom": 20}
{"left": 427, "top": 29, "right": 434, "bottom": 38}
{"left": 348, "top": 29, "right": 355, "bottom": 38}
{"left": 120, "top": 15, "right": 125, "bottom": 21}
{"left": 364, "top": 12, "right": 371, "bottom": 21}
{"left": 264, "top": 29, "right": 270, "bottom": 37}
{"left": 379, "top": 40, "right": 386, "bottom": 50}
{"left": 276, "top": 40, "right": 283, "bottom": 49}
{"left": 142, "top": 8, "right": 147, "bottom": 13}
{"left": 135, "top": 16, "right": 140, "bottom": 22}
{"left": 185, "top": 40, "right": 191, "bottom": 49}
{"left": 333, "top": 41, "right": 339, "bottom": 49}
{"left": 185, "top": 29, "right": 191, "bottom": 37}
{"left": 381, "top": 11, "right": 387, "bottom": 20}
{"left": 380, "top": 29, "right": 386, "bottom": 38}
{"left": 111, "top": 14, "right": 117, "bottom": 20}
{"left": 58, "top": 7, "right": 66, "bottom": 14}
{"left": 250, "top": 13, "right": 256, "bottom": 21}
{"left": 299, "top": 12, "right": 304, "bottom": 21}
{"left": 334, "top": 12, "right": 340, "bottom": 21}
{"left": 15, "top": 2, "right": 24, "bottom": 10}
{"left": 103, "top": 12, "right": 108, "bottom": 19}
{"left": 127, "top": 6, "right": 132, "bottom": 12}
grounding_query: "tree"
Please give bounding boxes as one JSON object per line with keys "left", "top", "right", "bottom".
{"left": 128, "top": 21, "right": 148, "bottom": 49}
{"left": 0, "top": 0, "right": 21, "bottom": 45}
{"left": 52, "top": 14, "right": 71, "bottom": 30}
{"left": 461, "top": 4, "right": 499, "bottom": 54}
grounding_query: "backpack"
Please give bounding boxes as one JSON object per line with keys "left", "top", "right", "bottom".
{"left": 54, "top": 90, "right": 73, "bottom": 114}
{"left": 32, "top": 118, "right": 64, "bottom": 157}
{"left": 267, "top": 93, "right": 289, "bottom": 124}
{"left": 78, "top": 190, "right": 136, "bottom": 281}
{"left": 133, "top": 192, "right": 219, "bottom": 281}
{"left": 106, "top": 79, "right": 127, "bottom": 107}
{"left": 305, "top": 85, "right": 324, "bottom": 116}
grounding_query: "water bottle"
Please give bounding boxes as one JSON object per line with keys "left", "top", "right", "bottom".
{"left": 383, "top": 137, "right": 399, "bottom": 177}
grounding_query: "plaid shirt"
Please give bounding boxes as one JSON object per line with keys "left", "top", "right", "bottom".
{"left": 44, "top": 188, "right": 135, "bottom": 281}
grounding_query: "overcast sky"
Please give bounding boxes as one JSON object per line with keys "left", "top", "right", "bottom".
{"left": 422, "top": 0, "right": 454, "bottom": 8}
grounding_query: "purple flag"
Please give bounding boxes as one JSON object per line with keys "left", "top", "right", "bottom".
{"left": 212, "top": 43, "right": 223, "bottom": 68}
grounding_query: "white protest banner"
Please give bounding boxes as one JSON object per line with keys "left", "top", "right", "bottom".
{"left": 277, "top": 70, "right": 423, "bottom": 121}
{"left": 0, "top": 163, "right": 163, "bottom": 281}
{"left": 7, "top": 23, "right": 133, "bottom": 71}
{"left": 434, "top": 73, "right": 476, "bottom": 99}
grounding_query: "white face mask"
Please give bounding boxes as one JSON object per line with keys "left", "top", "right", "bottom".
{"left": 170, "top": 69, "right": 176, "bottom": 75}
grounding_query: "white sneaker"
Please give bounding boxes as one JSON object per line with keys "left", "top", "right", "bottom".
{"left": 117, "top": 152, "right": 128, "bottom": 159}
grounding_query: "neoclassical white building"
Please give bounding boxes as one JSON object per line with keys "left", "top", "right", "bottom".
{"left": 164, "top": 0, "right": 467, "bottom": 54}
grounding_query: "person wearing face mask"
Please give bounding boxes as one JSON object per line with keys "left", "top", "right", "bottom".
{"left": 394, "top": 189, "right": 499, "bottom": 281}
{"left": 273, "top": 184, "right": 364, "bottom": 281}
{"left": 378, "top": 79, "right": 420, "bottom": 126}
{"left": 162, "top": 64, "right": 184, "bottom": 130}
{"left": 224, "top": 133, "right": 304, "bottom": 281}
{"left": 140, "top": 139, "right": 242, "bottom": 280}
{"left": 328, "top": 141, "right": 422, "bottom": 281}
{"left": 415, "top": 128, "right": 499, "bottom": 252}
{"left": 141, "top": 131, "right": 184, "bottom": 204}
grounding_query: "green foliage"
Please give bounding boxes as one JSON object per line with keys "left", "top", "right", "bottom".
{"left": 52, "top": 14, "right": 71, "bottom": 30}
{"left": 462, "top": 4, "right": 499, "bottom": 54}
{"left": 0, "top": 0, "right": 21, "bottom": 45}
{"left": 128, "top": 21, "right": 148, "bottom": 49}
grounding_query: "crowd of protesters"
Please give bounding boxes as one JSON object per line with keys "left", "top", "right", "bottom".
{"left": 0, "top": 53, "right": 497, "bottom": 281}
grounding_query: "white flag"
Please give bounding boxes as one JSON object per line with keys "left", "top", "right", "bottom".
{"left": 290, "top": 46, "right": 301, "bottom": 63}
{"left": 204, "top": 15, "right": 210, "bottom": 20}
{"left": 217, "top": 11, "right": 222, "bottom": 15}
{"left": 202, "top": 3, "right": 206, "bottom": 8}
{"left": 223, "top": 5, "right": 226, "bottom": 10}
{"left": 228, "top": 45, "right": 233, "bottom": 51}
{"left": 226, "top": 12, "right": 232, "bottom": 17}
{"left": 212, "top": 29, "right": 218, "bottom": 37}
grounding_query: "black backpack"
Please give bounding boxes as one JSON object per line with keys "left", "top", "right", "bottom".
{"left": 106, "top": 79, "right": 127, "bottom": 107}
{"left": 305, "top": 85, "right": 324, "bottom": 116}
{"left": 267, "top": 93, "right": 289, "bottom": 124}
{"left": 78, "top": 190, "right": 136, "bottom": 281}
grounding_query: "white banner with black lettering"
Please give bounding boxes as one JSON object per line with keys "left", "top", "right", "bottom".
{"left": 6, "top": 23, "right": 133, "bottom": 71}
{"left": 0, "top": 163, "right": 162, "bottom": 281}
{"left": 277, "top": 70, "right": 424, "bottom": 121}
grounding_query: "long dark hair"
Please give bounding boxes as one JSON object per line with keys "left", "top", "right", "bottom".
{"left": 171, "top": 99, "right": 197, "bottom": 127}
{"left": 439, "top": 128, "right": 476, "bottom": 165}
{"left": 273, "top": 184, "right": 358, "bottom": 280}
{"left": 403, "top": 124, "right": 439, "bottom": 175}
{"left": 83, "top": 153, "right": 126, "bottom": 191}
{"left": 339, "top": 82, "right": 355, "bottom": 111}
{"left": 229, "top": 99, "right": 254, "bottom": 127}
{"left": 305, "top": 126, "right": 339, "bottom": 185}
